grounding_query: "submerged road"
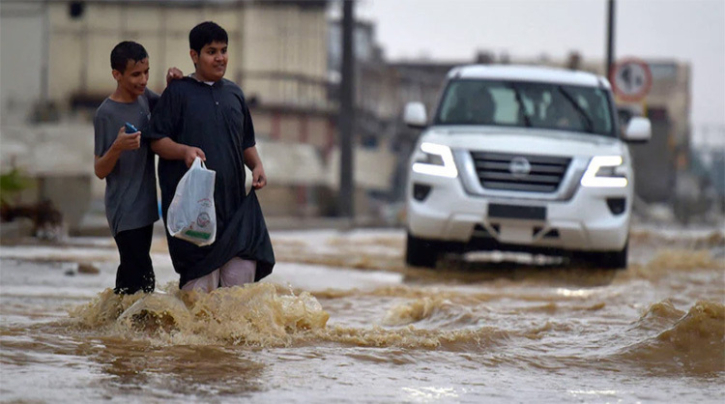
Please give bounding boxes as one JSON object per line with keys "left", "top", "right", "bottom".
{"left": 1, "top": 226, "right": 723, "bottom": 403}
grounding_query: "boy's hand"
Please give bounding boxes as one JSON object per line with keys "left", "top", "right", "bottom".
{"left": 166, "top": 67, "right": 184, "bottom": 85}
{"left": 112, "top": 126, "right": 141, "bottom": 151}
{"left": 184, "top": 146, "right": 206, "bottom": 168}
{"left": 252, "top": 166, "right": 267, "bottom": 190}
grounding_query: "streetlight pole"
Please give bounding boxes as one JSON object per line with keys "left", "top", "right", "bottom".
{"left": 339, "top": 0, "right": 355, "bottom": 219}
{"left": 606, "top": 0, "right": 616, "bottom": 80}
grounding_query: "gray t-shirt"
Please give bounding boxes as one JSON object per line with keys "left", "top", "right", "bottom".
{"left": 94, "top": 89, "right": 159, "bottom": 236}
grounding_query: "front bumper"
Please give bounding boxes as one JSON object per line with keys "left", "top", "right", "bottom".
{"left": 406, "top": 169, "right": 632, "bottom": 253}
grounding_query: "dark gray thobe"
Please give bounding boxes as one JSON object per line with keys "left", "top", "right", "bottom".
{"left": 146, "top": 77, "right": 275, "bottom": 287}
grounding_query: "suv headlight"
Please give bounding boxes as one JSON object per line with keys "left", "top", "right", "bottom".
{"left": 581, "top": 156, "right": 628, "bottom": 188}
{"left": 412, "top": 142, "right": 458, "bottom": 178}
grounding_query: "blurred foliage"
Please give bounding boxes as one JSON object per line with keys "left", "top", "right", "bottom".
{"left": 0, "top": 169, "right": 34, "bottom": 203}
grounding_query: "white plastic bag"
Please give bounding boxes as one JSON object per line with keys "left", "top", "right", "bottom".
{"left": 166, "top": 157, "right": 217, "bottom": 246}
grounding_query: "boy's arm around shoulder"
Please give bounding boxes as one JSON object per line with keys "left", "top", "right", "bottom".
{"left": 146, "top": 80, "right": 205, "bottom": 168}
{"left": 143, "top": 68, "right": 182, "bottom": 113}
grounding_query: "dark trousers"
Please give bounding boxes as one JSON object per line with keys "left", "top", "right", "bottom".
{"left": 113, "top": 224, "right": 155, "bottom": 294}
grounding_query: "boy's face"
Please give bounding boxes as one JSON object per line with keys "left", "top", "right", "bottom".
{"left": 112, "top": 58, "right": 149, "bottom": 97}
{"left": 191, "top": 41, "right": 228, "bottom": 82}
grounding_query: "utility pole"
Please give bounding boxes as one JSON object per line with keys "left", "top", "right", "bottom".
{"left": 606, "top": 0, "right": 616, "bottom": 80}
{"left": 339, "top": 0, "right": 355, "bottom": 218}
{"left": 41, "top": 0, "right": 50, "bottom": 105}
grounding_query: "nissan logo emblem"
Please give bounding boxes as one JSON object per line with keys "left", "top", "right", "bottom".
{"left": 509, "top": 157, "right": 531, "bottom": 178}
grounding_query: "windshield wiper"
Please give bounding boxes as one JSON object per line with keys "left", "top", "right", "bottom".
{"left": 557, "top": 87, "right": 594, "bottom": 133}
{"left": 509, "top": 83, "right": 532, "bottom": 127}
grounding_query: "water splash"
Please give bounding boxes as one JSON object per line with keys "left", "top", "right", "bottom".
{"left": 69, "top": 282, "right": 330, "bottom": 347}
{"left": 382, "top": 297, "right": 445, "bottom": 326}
{"left": 617, "top": 300, "right": 725, "bottom": 375}
{"left": 65, "top": 282, "right": 515, "bottom": 350}
{"left": 634, "top": 299, "right": 687, "bottom": 331}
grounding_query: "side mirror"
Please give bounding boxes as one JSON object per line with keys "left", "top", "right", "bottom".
{"left": 623, "top": 117, "right": 651, "bottom": 143}
{"left": 404, "top": 102, "right": 427, "bottom": 129}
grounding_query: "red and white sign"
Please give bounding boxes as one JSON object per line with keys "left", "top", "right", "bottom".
{"left": 610, "top": 58, "right": 652, "bottom": 102}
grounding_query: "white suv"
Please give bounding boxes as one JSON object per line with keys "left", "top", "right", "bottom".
{"left": 404, "top": 65, "right": 651, "bottom": 269}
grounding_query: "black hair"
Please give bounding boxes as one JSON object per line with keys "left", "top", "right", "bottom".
{"left": 189, "top": 21, "right": 228, "bottom": 54}
{"left": 110, "top": 41, "right": 148, "bottom": 73}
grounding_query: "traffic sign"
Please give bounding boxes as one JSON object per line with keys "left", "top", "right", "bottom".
{"left": 609, "top": 58, "right": 652, "bottom": 102}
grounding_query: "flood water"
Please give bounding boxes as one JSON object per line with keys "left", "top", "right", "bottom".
{"left": 1, "top": 226, "right": 723, "bottom": 403}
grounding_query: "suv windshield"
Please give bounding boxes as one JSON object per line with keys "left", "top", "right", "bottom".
{"left": 435, "top": 79, "right": 616, "bottom": 137}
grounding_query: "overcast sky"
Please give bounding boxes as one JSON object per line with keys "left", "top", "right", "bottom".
{"left": 354, "top": 0, "right": 725, "bottom": 133}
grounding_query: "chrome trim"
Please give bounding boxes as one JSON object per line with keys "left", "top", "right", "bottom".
{"left": 455, "top": 149, "right": 587, "bottom": 201}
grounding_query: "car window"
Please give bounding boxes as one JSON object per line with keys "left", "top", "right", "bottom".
{"left": 436, "top": 79, "right": 615, "bottom": 136}
{"left": 489, "top": 87, "right": 519, "bottom": 124}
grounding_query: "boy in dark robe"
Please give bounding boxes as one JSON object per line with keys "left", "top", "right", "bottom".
{"left": 146, "top": 22, "right": 275, "bottom": 292}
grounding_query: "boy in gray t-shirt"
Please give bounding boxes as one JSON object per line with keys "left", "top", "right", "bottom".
{"left": 93, "top": 41, "right": 181, "bottom": 294}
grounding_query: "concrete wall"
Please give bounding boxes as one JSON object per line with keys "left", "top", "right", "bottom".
{"left": 39, "top": 174, "right": 92, "bottom": 231}
{"left": 253, "top": 109, "right": 334, "bottom": 148}
{"left": 44, "top": 1, "right": 328, "bottom": 109}
{"left": 1, "top": 123, "right": 95, "bottom": 231}
{"left": 0, "top": 2, "right": 45, "bottom": 125}
{"left": 242, "top": 3, "right": 328, "bottom": 107}
{"left": 47, "top": 3, "right": 244, "bottom": 100}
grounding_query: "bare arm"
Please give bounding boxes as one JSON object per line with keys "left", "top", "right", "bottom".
{"left": 243, "top": 146, "right": 266, "bottom": 189}
{"left": 94, "top": 127, "right": 141, "bottom": 179}
{"left": 151, "top": 137, "right": 206, "bottom": 168}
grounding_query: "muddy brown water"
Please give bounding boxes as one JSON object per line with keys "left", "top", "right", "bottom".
{"left": 1, "top": 227, "right": 723, "bottom": 403}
